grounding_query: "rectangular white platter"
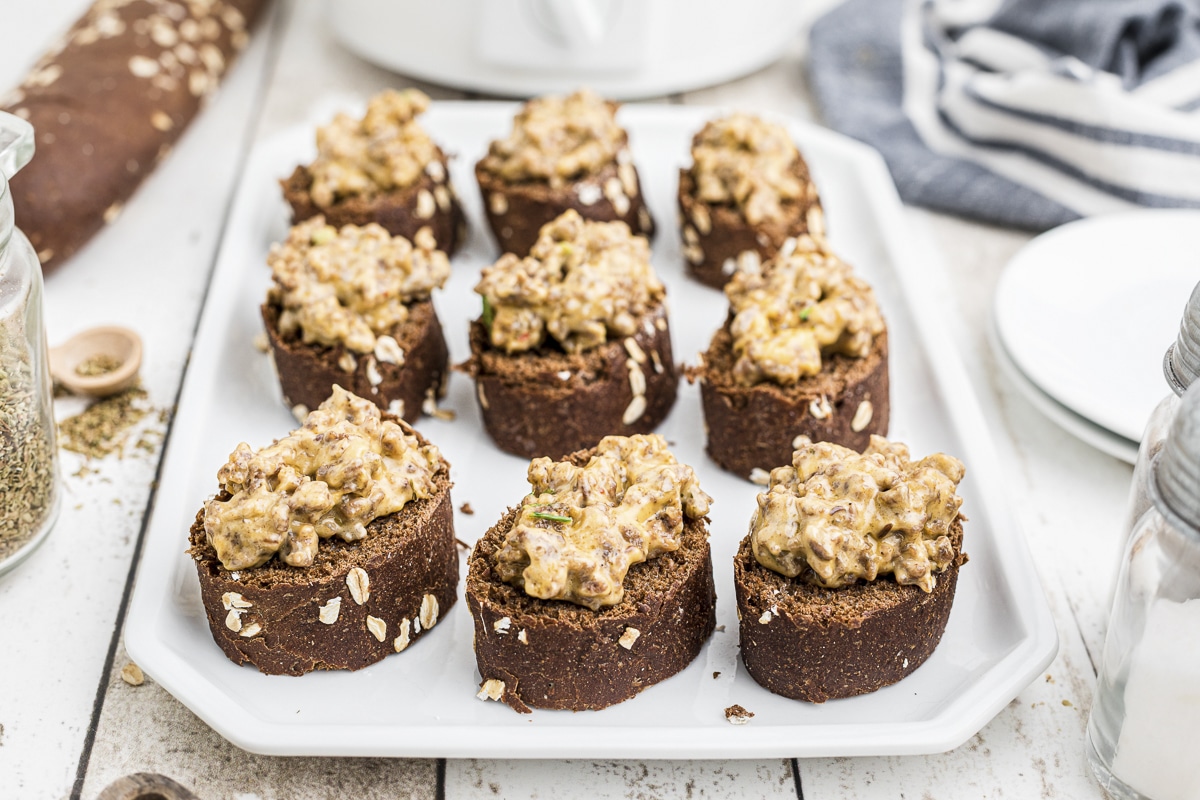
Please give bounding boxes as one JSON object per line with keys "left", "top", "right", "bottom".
{"left": 124, "top": 103, "right": 1058, "bottom": 759}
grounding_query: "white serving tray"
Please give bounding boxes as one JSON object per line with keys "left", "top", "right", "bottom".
{"left": 124, "top": 103, "right": 1058, "bottom": 758}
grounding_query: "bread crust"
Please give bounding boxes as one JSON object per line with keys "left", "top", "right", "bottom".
{"left": 677, "top": 163, "right": 822, "bottom": 290}
{"left": 475, "top": 158, "right": 655, "bottom": 256}
{"left": 462, "top": 302, "right": 678, "bottom": 460}
{"left": 262, "top": 297, "right": 449, "bottom": 419}
{"left": 2, "top": 0, "right": 267, "bottom": 272}
{"left": 189, "top": 453, "right": 458, "bottom": 676}
{"left": 695, "top": 326, "right": 889, "bottom": 479}
{"left": 281, "top": 161, "right": 465, "bottom": 256}
{"left": 466, "top": 466, "right": 716, "bottom": 712}
{"left": 734, "top": 518, "right": 966, "bottom": 702}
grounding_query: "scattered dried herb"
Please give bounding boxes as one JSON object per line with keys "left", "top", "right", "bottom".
{"left": 0, "top": 319, "right": 57, "bottom": 563}
{"left": 58, "top": 385, "right": 151, "bottom": 459}
{"left": 74, "top": 353, "right": 123, "bottom": 377}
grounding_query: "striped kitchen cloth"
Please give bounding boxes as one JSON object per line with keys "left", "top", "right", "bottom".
{"left": 808, "top": 0, "right": 1200, "bottom": 230}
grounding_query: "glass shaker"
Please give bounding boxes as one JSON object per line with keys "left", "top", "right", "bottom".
{"left": 1123, "top": 280, "right": 1200, "bottom": 534}
{"left": 0, "top": 110, "right": 60, "bottom": 577}
{"left": 1086, "top": 381, "right": 1200, "bottom": 800}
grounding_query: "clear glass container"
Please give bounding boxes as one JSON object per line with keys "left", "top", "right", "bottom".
{"left": 1123, "top": 283, "right": 1200, "bottom": 536}
{"left": 1123, "top": 386, "right": 1178, "bottom": 535}
{"left": 1087, "top": 386, "right": 1200, "bottom": 800}
{"left": 0, "top": 110, "right": 60, "bottom": 577}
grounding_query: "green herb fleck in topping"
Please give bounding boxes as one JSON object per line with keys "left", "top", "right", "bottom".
{"left": 799, "top": 307, "right": 812, "bottom": 321}
{"left": 529, "top": 510, "right": 571, "bottom": 523}
{"left": 482, "top": 296, "right": 494, "bottom": 329}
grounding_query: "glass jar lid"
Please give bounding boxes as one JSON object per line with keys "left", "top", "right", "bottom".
{"left": 0, "top": 111, "right": 36, "bottom": 313}
{"left": 1165, "top": 280, "right": 1200, "bottom": 396}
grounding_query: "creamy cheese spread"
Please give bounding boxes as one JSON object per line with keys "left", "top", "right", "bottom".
{"left": 493, "top": 434, "right": 711, "bottom": 609}
{"left": 309, "top": 88, "right": 440, "bottom": 207}
{"left": 478, "top": 89, "right": 625, "bottom": 186}
{"left": 203, "top": 386, "right": 443, "bottom": 571}
{"left": 751, "top": 435, "right": 964, "bottom": 592}
{"left": 725, "top": 246, "right": 883, "bottom": 386}
{"left": 268, "top": 216, "right": 449, "bottom": 354}
{"left": 690, "top": 113, "right": 804, "bottom": 225}
{"left": 475, "top": 210, "right": 661, "bottom": 354}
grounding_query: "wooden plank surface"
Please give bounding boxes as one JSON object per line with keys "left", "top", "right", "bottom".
{"left": 0, "top": 1, "right": 280, "bottom": 796}
{"left": 0, "top": 1, "right": 1133, "bottom": 798}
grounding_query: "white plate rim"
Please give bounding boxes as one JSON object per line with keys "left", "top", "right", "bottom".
{"left": 989, "top": 320, "right": 1139, "bottom": 464}
{"left": 993, "top": 209, "right": 1200, "bottom": 442}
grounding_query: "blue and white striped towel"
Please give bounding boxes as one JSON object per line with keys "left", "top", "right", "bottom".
{"left": 809, "top": 0, "right": 1200, "bottom": 230}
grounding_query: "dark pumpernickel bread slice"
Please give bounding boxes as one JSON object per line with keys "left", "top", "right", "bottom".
{"left": 188, "top": 445, "right": 458, "bottom": 676}
{"left": 696, "top": 326, "right": 889, "bottom": 480}
{"left": 262, "top": 298, "right": 449, "bottom": 419}
{"left": 281, "top": 160, "right": 465, "bottom": 256}
{"left": 476, "top": 158, "right": 655, "bottom": 256}
{"left": 677, "top": 164, "right": 823, "bottom": 290}
{"left": 467, "top": 474, "right": 716, "bottom": 712}
{"left": 463, "top": 303, "right": 678, "bottom": 460}
{"left": 734, "top": 518, "right": 966, "bottom": 703}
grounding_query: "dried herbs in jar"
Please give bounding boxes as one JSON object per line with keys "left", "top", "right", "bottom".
{"left": 0, "top": 297, "right": 59, "bottom": 571}
{"left": 0, "top": 109, "right": 59, "bottom": 575}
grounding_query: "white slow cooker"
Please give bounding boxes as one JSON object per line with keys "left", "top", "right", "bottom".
{"left": 327, "top": 0, "right": 814, "bottom": 99}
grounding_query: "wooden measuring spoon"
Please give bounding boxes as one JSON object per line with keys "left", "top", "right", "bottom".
{"left": 48, "top": 325, "right": 142, "bottom": 397}
{"left": 96, "top": 773, "right": 200, "bottom": 800}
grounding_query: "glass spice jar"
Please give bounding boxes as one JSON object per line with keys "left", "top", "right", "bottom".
{"left": 1121, "top": 279, "right": 1200, "bottom": 537}
{"left": 0, "top": 110, "right": 60, "bottom": 576}
{"left": 1086, "top": 381, "right": 1200, "bottom": 800}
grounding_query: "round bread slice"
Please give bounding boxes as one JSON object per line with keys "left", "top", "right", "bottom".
{"left": 677, "top": 165, "right": 823, "bottom": 290}
{"left": 188, "top": 435, "right": 457, "bottom": 676}
{"left": 281, "top": 158, "right": 465, "bottom": 256}
{"left": 476, "top": 158, "right": 655, "bottom": 256}
{"left": 463, "top": 302, "right": 678, "bottom": 460}
{"left": 262, "top": 298, "right": 449, "bottom": 420}
{"left": 466, "top": 480, "right": 716, "bottom": 712}
{"left": 696, "top": 326, "right": 889, "bottom": 480}
{"left": 734, "top": 518, "right": 966, "bottom": 703}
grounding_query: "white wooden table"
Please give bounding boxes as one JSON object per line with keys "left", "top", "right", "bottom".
{"left": 0, "top": 2, "right": 1130, "bottom": 798}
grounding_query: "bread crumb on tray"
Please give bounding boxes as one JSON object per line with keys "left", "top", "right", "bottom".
{"left": 725, "top": 704, "right": 755, "bottom": 725}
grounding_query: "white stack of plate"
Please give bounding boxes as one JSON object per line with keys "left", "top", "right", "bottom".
{"left": 992, "top": 210, "right": 1200, "bottom": 464}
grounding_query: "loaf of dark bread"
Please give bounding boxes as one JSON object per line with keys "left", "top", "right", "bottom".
{"left": 734, "top": 519, "right": 966, "bottom": 703}
{"left": 262, "top": 298, "right": 449, "bottom": 419}
{"left": 476, "top": 157, "right": 654, "bottom": 256}
{"left": 694, "top": 325, "right": 889, "bottom": 480}
{"left": 1, "top": 0, "right": 266, "bottom": 272}
{"left": 463, "top": 302, "right": 678, "bottom": 460}
{"left": 281, "top": 159, "right": 465, "bottom": 256}
{"left": 188, "top": 428, "right": 458, "bottom": 676}
{"left": 677, "top": 164, "right": 823, "bottom": 290}
{"left": 466, "top": 462, "right": 716, "bottom": 712}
